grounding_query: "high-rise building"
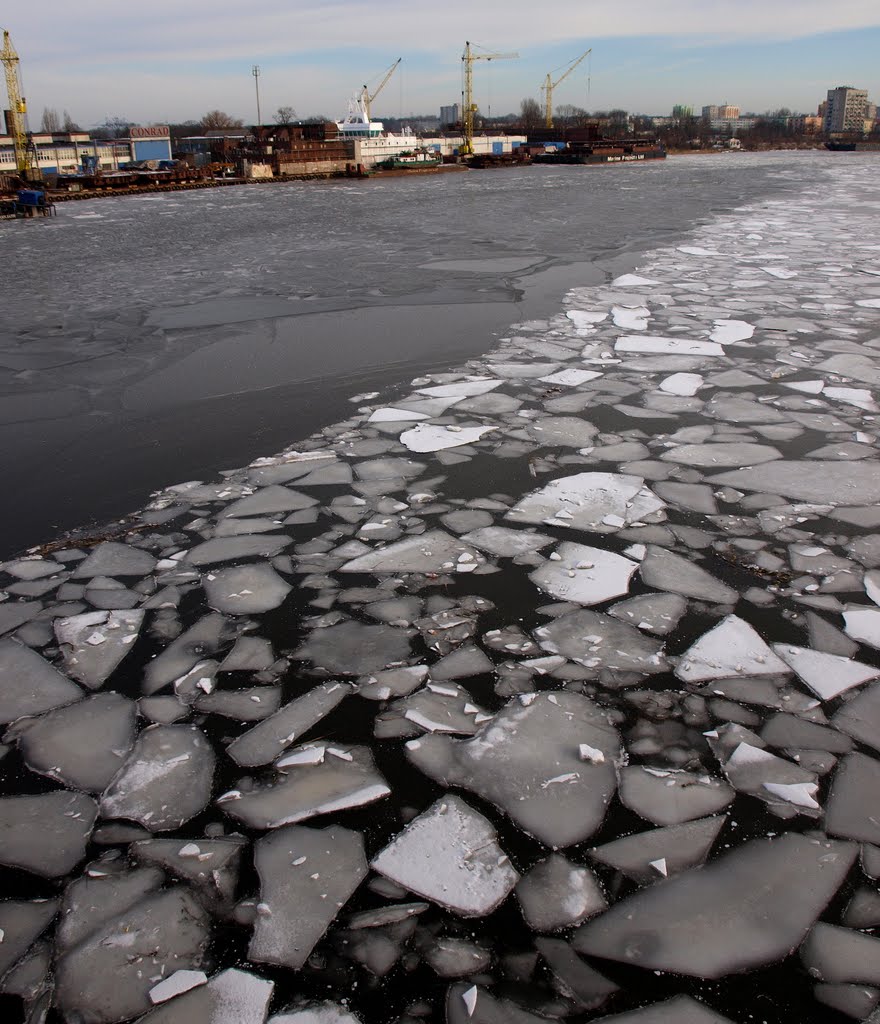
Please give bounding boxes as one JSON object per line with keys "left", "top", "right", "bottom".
{"left": 824, "top": 86, "right": 868, "bottom": 133}
{"left": 672, "top": 105, "right": 693, "bottom": 119}
{"left": 702, "top": 104, "right": 739, "bottom": 120}
{"left": 439, "top": 104, "right": 460, "bottom": 128}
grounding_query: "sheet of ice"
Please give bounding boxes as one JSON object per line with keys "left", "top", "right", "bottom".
{"left": 371, "top": 795, "right": 518, "bottom": 916}
{"left": 538, "top": 368, "right": 603, "bottom": 386}
{"left": 9, "top": 692, "right": 136, "bottom": 791}
{"left": 56, "top": 868, "right": 164, "bottom": 954}
{"left": 0, "top": 791, "right": 96, "bottom": 877}
{"left": 536, "top": 936, "right": 619, "bottom": 1010}
{"left": 527, "top": 416, "right": 599, "bottom": 448}
{"left": 0, "top": 638, "right": 82, "bottom": 723}
{"left": 573, "top": 833, "right": 854, "bottom": 978}
{"left": 422, "top": 937, "right": 491, "bottom": 978}
{"left": 460, "top": 526, "right": 553, "bottom": 557}
{"left": 400, "top": 425, "right": 496, "bottom": 453}
{"left": 612, "top": 274, "right": 660, "bottom": 287}
{"left": 203, "top": 564, "right": 291, "bottom": 615}
{"left": 618, "top": 767, "right": 734, "bottom": 825}
{"left": 710, "top": 461, "right": 880, "bottom": 505}
{"left": 269, "top": 1003, "right": 361, "bottom": 1024}
{"left": 535, "top": 608, "right": 668, "bottom": 679}
{"left": 219, "top": 744, "right": 389, "bottom": 828}
{"left": 100, "top": 724, "right": 215, "bottom": 831}
{"left": 639, "top": 545, "right": 737, "bottom": 604}
{"left": 141, "top": 968, "right": 273, "bottom": 1024}
{"left": 507, "top": 472, "right": 665, "bottom": 533}
{"left": 771, "top": 644, "right": 880, "bottom": 699}
{"left": 843, "top": 606, "right": 880, "bottom": 650}
{"left": 357, "top": 665, "right": 428, "bottom": 700}
{"left": 709, "top": 320, "right": 754, "bottom": 343}
{"left": 801, "top": 922, "right": 880, "bottom": 985}
{"left": 826, "top": 753, "right": 880, "bottom": 844}
{"left": 223, "top": 485, "right": 317, "bottom": 518}
{"left": 226, "top": 682, "right": 352, "bottom": 767}
{"left": 367, "top": 407, "right": 429, "bottom": 423}
{"left": 415, "top": 379, "right": 502, "bottom": 399}
{"left": 612, "top": 305, "right": 650, "bottom": 331}
{"left": 590, "top": 995, "right": 734, "bottom": 1022}
{"left": 295, "top": 622, "right": 411, "bottom": 674}
{"left": 339, "top": 530, "right": 485, "bottom": 574}
{"left": 660, "top": 443, "right": 782, "bottom": 468}
{"left": 406, "top": 693, "right": 621, "bottom": 847}
{"left": 149, "top": 970, "right": 208, "bottom": 1004}
{"left": 54, "top": 609, "right": 144, "bottom": 689}
{"left": 143, "top": 613, "right": 233, "bottom": 694}
{"left": 530, "top": 542, "right": 638, "bottom": 605}
{"left": 675, "top": 615, "right": 789, "bottom": 682}
{"left": 72, "top": 541, "right": 157, "bottom": 578}
{"left": 615, "top": 336, "right": 725, "bottom": 356}
{"left": 0, "top": 900, "right": 58, "bottom": 978}
{"left": 184, "top": 534, "right": 291, "bottom": 567}
{"left": 659, "top": 372, "right": 703, "bottom": 396}
{"left": 590, "top": 816, "right": 726, "bottom": 884}
{"left": 608, "top": 593, "right": 687, "bottom": 635}
{"left": 446, "top": 982, "right": 551, "bottom": 1024}
{"left": 131, "top": 836, "right": 246, "bottom": 910}
{"left": 833, "top": 683, "right": 880, "bottom": 753}
{"left": 515, "top": 853, "right": 607, "bottom": 932}
{"left": 55, "top": 888, "right": 211, "bottom": 1024}
{"left": 250, "top": 824, "right": 368, "bottom": 968}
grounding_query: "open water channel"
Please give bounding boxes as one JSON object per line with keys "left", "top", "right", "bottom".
{"left": 2, "top": 152, "right": 880, "bottom": 1024}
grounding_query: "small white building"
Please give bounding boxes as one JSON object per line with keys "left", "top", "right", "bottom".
{"left": 0, "top": 127, "right": 172, "bottom": 175}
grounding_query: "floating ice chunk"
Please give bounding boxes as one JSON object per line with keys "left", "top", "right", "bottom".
{"left": 679, "top": 245, "right": 721, "bottom": 256}
{"left": 567, "top": 309, "right": 608, "bottom": 325}
{"left": 0, "top": 638, "right": 82, "bottom": 724}
{"left": 660, "top": 442, "right": 781, "bottom": 468}
{"left": 55, "top": 868, "right": 163, "bottom": 954}
{"left": 131, "top": 836, "right": 246, "bottom": 910}
{"left": 825, "top": 386, "right": 879, "bottom": 412}
{"left": 430, "top": 646, "right": 494, "bottom": 681}
{"left": 460, "top": 526, "right": 553, "bottom": 557}
{"left": 843, "top": 606, "right": 880, "bottom": 650}
{"left": 0, "top": 900, "right": 58, "bottom": 978}
{"left": 608, "top": 593, "right": 687, "bottom": 636}
{"left": 762, "top": 265, "right": 797, "bottom": 279}
{"left": 9, "top": 692, "right": 136, "bottom": 792}
{"left": 250, "top": 825, "right": 367, "bottom": 969}
{"left": 203, "top": 563, "right": 291, "bottom": 615}
{"left": 339, "top": 530, "right": 484, "bottom": 574}
{"left": 784, "top": 379, "right": 825, "bottom": 394}
{"left": 530, "top": 542, "right": 638, "bottom": 605}
{"left": 709, "top": 320, "right": 754, "bottom": 343}
{"left": 590, "top": 816, "right": 725, "bottom": 883}
{"left": 368, "top": 407, "right": 429, "bottom": 423}
{"left": 710, "top": 460, "right": 880, "bottom": 505}
{"left": 269, "top": 1003, "right": 361, "bottom": 1024}
{"left": 395, "top": 683, "right": 488, "bottom": 735}
{"left": 423, "top": 937, "right": 491, "bottom": 978}
{"left": 406, "top": 693, "right": 621, "bottom": 847}
{"left": 185, "top": 534, "right": 291, "bottom": 567}
{"left": 587, "top": 994, "right": 734, "bottom": 1022}
{"left": 54, "top": 609, "right": 144, "bottom": 689}
{"left": 802, "top": 922, "right": 880, "bottom": 985}
{"left": 372, "top": 795, "right": 518, "bottom": 916}
{"left": 855, "top": 298, "right": 880, "bottom": 307}
{"left": 224, "top": 485, "right": 317, "bottom": 518}
{"left": 536, "top": 936, "right": 619, "bottom": 1009}
{"left": 149, "top": 970, "right": 208, "bottom": 1004}
{"left": 100, "top": 724, "right": 215, "bottom": 831}
{"left": 538, "top": 368, "right": 603, "bottom": 386}
{"left": 227, "top": 682, "right": 352, "bottom": 767}
{"left": 675, "top": 615, "right": 789, "bottom": 682}
{"left": 659, "top": 372, "right": 703, "bottom": 396}
{"left": 619, "top": 767, "right": 733, "bottom": 825}
{"left": 141, "top": 969, "right": 273, "bottom": 1024}
{"left": 445, "top": 982, "right": 551, "bottom": 1023}
{"left": 536, "top": 608, "right": 668, "bottom": 679}
{"left": 516, "top": 853, "right": 607, "bottom": 931}
{"left": 611, "top": 274, "right": 659, "bottom": 287}
{"left": 639, "top": 545, "right": 737, "bottom": 604}
{"left": 415, "top": 378, "right": 502, "bottom": 399}
{"left": 612, "top": 305, "right": 650, "bottom": 331}
{"left": 72, "top": 541, "right": 156, "bottom": 578}
{"left": 762, "top": 781, "right": 820, "bottom": 809}
{"left": 358, "top": 665, "right": 428, "bottom": 699}
{"left": 143, "top": 613, "right": 233, "bottom": 694}
{"left": 400, "top": 424, "right": 496, "bottom": 453}
{"left": 0, "top": 791, "right": 96, "bottom": 877}
{"left": 771, "top": 644, "right": 880, "bottom": 699}
{"left": 488, "top": 361, "right": 561, "bottom": 378}
{"left": 527, "top": 416, "right": 599, "bottom": 448}
{"left": 220, "top": 744, "right": 389, "bottom": 829}
{"left": 296, "top": 622, "right": 411, "bottom": 674}
{"left": 833, "top": 683, "right": 880, "bottom": 753}
{"left": 826, "top": 752, "right": 880, "bottom": 843}
{"left": 508, "top": 472, "right": 665, "bottom": 533}
{"left": 574, "top": 833, "right": 854, "bottom": 978}
{"left": 55, "top": 888, "right": 211, "bottom": 1024}
{"left": 615, "top": 336, "right": 725, "bottom": 356}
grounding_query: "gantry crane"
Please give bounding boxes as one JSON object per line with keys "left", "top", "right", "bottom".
{"left": 542, "top": 47, "right": 592, "bottom": 129}
{"left": 361, "top": 58, "right": 401, "bottom": 122}
{"left": 1, "top": 29, "right": 38, "bottom": 179}
{"left": 461, "top": 41, "right": 518, "bottom": 156}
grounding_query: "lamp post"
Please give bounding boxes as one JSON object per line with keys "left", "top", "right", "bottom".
{"left": 252, "top": 65, "right": 262, "bottom": 126}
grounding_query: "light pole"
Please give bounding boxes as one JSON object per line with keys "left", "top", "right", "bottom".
{"left": 252, "top": 65, "right": 262, "bottom": 126}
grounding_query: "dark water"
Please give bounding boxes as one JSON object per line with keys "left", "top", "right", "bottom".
{"left": 0, "top": 153, "right": 830, "bottom": 556}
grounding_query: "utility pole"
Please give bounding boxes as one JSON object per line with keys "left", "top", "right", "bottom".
{"left": 252, "top": 65, "right": 262, "bottom": 126}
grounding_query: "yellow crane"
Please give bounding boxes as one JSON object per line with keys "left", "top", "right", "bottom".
{"left": 461, "top": 40, "right": 518, "bottom": 156}
{"left": 1, "top": 28, "right": 37, "bottom": 179}
{"left": 361, "top": 58, "right": 401, "bottom": 122}
{"left": 542, "top": 47, "right": 591, "bottom": 129}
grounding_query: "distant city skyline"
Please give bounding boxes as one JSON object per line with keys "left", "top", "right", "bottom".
{"left": 6, "top": 2, "right": 880, "bottom": 127}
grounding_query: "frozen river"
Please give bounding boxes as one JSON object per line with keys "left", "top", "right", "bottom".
{"left": 1, "top": 152, "right": 880, "bottom": 1024}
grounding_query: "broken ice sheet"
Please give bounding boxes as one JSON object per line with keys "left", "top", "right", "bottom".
{"left": 54, "top": 609, "right": 143, "bottom": 689}
{"left": 573, "top": 833, "right": 854, "bottom": 978}
{"left": 771, "top": 643, "right": 880, "bottom": 700}
{"left": 219, "top": 744, "right": 389, "bottom": 829}
{"left": 372, "top": 795, "right": 518, "bottom": 916}
{"left": 615, "top": 336, "right": 724, "bottom": 356}
{"left": 338, "top": 530, "right": 485, "bottom": 574}
{"left": 507, "top": 472, "right": 665, "bottom": 533}
{"left": 295, "top": 621, "right": 411, "bottom": 674}
{"left": 203, "top": 563, "right": 291, "bottom": 614}
{"left": 460, "top": 526, "right": 553, "bottom": 558}
{"left": 618, "top": 767, "right": 734, "bottom": 825}
{"left": 639, "top": 545, "right": 737, "bottom": 604}
{"left": 250, "top": 824, "right": 367, "bottom": 969}
{"left": 400, "top": 424, "right": 496, "bottom": 453}
{"left": 0, "top": 791, "right": 97, "bottom": 877}
{"left": 590, "top": 994, "right": 734, "bottom": 1022}
{"left": 530, "top": 542, "right": 638, "bottom": 605}
{"left": 608, "top": 593, "right": 687, "bottom": 635}
{"left": 675, "top": 615, "right": 789, "bottom": 683}
{"left": 406, "top": 692, "right": 621, "bottom": 847}
{"left": 590, "top": 816, "right": 726, "bottom": 884}
{"left": 516, "top": 853, "right": 607, "bottom": 932}
{"left": 0, "top": 637, "right": 83, "bottom": 724}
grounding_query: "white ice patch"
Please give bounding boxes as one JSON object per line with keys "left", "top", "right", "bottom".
{"left": 675, "top": 615, "right": 789, "bottom": 682}
{"left": 659, "top": 373, "right": 704, "bottom": 396}
{"left": 710, "top": 319, "right": 754, "bottom": 343}
{"left": 615, "top": 336, "right": 725, "bottom": 356}
{"left": 538, "top": 368, "right": 603, "bottom": 387}
{"left": 399, "top": 424, "right": 495, "bottom": 453}
{"left": 771, "top": 644, "right": 880, "bottom": 700}
{"left": 529, "top": 542, "right": 638, "bottom": 605}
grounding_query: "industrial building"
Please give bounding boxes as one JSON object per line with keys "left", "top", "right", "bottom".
{"left": 0, "top": 126, "right": 172, "bottom": 175}
{"left": 824, "top": 86, "right": 870, "bottom": 134}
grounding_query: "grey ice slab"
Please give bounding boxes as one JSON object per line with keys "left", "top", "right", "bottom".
{"left": 710, "top": 461, "right": 880, "bottom": 505}
{"left": 56, "top": 868, "right": 164, "bottom": 955}
{"left": 100, "top": 724, "right": 216, "bottom": 832}
{"left": 203, "top": 563, "right": 291, "bottom": 614}
{"left": 833, "top": 684, "right": 880, "bottom": 753}
{"left": 295, "top": 622, "right": 411, "bottom": 674}
{"left": 423, "top": 937, "right": 491, "bottom": 978}
{"left": 8, "top": 692, "right": 137, "bottom": 791}
{"left": 445, "top": 982, "right": 551, "bottom": 1024}
{"left": 131, "top": 837, "right": 245, "bottom": 910}
{"left": 516, "top": 853, "right": 607, "bottom": 932}
{"left": 459, "top": 526, "right": 553, "bottom": 558}
{"left": 535, "top": 609, "right": 668, "bottom": 680}
{"left": 55, "top": 888, "right": 211, "bottom": 1024}
{"left": 639, "top": 545, "right": 737, "bottom": 604}
{"left": 143, "top": 613, "right": 234, "bottom": 694}
{"left": 530, "top": 542, "right": 638, "bottom": 605}
{"left": 659, "top": 443, "right": 782, "bottom": 468}
{"left": 226, "top": 682, "right": 352, "bottom": 767}
{"left": 55, "top": 610, "right": 144, "bottom": 689}
{"left": 675, "top": 615, "right": 789, "bottom": 683}
{"left": 0, "top": 791, "right": 96, "bottom": 877}
{"left": 526, "top": 416, "right": 599, "bottom": 448}
{"left": 269, "top": 1003, "right": 361, "bottom": 1024}
{"left": 826, "top": 752, "right": 880, "bottom": 844}
{"left": 184, "top": 534, "right": 291, "bottom": 567}
{"left": 772, "top": 643, "right": 880, "bottom": 700}
{"left": 618, "top": 767, "right": 734, "bottom": 825}
{"left": 589, "top": 815, "right": 726, "bottom": 883}
{"left": 219, "top": 743, "right": 389, "bottom": 828}
{"left": 138, "top": 968, "right": 274, "bottom": 1024}
{"left": 608, "top": 593, "right": 687, "bottom": 635}
{"left": 406, "top": 692, "right": 621, "bottom": 847}
{"left": 536, "top": 936, "right": 618, "bottom": 1010}
{"left": 400, "top": 424, "right": 496, "bottom": 452}
{"left": 0, "top": 899, "right": 58, "bottom": 978}
{"left": 72, "top": 541, "right": 157, "bottom": 578}
{"left": 573, "top": 833, "right": 855, "bottom": 978}
{"left": 0, "top": 638, "right": 82, "bottom": 723}
{"left": 250, "top": 824, "right": 368, "bottom": 969}
{"left": 593, "top": 995, "right": 734, "bottom": 1023}
{"left": 338, "top": 530, "right": 485, "bottom": 574}
{"left": 802, "top": 922, "right": 880, "bottom": 985}
{"left": 223, "top": 485, "right": 317, "bottom": 518}
{"left": 372, "top": 795, "right": 518, "bottom": 917}
{"left": 507, "top": 472, "right": 665, "bottom": 533}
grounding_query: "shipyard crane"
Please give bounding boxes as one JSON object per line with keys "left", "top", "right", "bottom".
{"left": 2, "top": 29, "right": 38, "bottom": 179}
{"left": 461, "top": 41, "right": 518, "bottom": 156}
{"left": 542, "top": 47, "right": 591, "bottom": 129}
{"left": 361, "top": 58, "right": 401, "bottom": 122}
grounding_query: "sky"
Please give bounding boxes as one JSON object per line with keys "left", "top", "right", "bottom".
{"left": 6, "top": 1, "right": 880, "bottom": 129}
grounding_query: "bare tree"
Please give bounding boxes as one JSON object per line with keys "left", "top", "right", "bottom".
{"left": 200, "top": 110, "right": 244, "bottom": 132}
{"left": 40, "top": 107, "right": 61, "bottom": 132}
{"left": 62, "top": 110, "right": 80, "bottom": 132}
{"left": 273, "top": 105, "right": 297, "bottom": 124}
{"left": 94, "top": 116, "right": 132, "bottom": 139}
{"left": 519, "top": 97, "right": 542, "bottom": 131}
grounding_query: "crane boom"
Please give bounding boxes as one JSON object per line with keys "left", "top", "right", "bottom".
{"left": 362, "top": 58, "right": 401, "bottom": 121}
{"left": 543, "top": 47, "right": 591, "bottom": 129}
{"left": 1, "top": 29, "right": 36, "bottom": 177}
{"left": 461, "top": 40, "right": 518, "bottom": 156}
